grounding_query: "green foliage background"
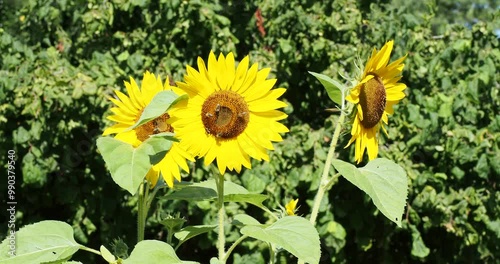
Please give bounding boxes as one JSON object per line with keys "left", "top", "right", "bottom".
{"left": 1, "top": 0, "right": 498, "bottom": 263}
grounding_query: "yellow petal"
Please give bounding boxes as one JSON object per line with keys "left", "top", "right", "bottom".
{"left": 232, "top": 55, "right": 250, "bottom": 92}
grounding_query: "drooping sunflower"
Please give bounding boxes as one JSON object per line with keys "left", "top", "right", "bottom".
{"left": 103, "top": 71, "right": 193, "bottom": 187}
{"left": 345, "top": 40, "right": 407, "bottom": 163}
{"left": 170, "top": 51, "right": 289, "bottom": 174}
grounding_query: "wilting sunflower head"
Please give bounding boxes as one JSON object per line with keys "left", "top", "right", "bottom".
{"left": 171, "top": 51, "right": 289, "bottom": 175}
{"left": 345, "top": 40, "right": 407, "bottom": 163}
{"left": 102, "top": 71, "right": 193, "bottom": 187}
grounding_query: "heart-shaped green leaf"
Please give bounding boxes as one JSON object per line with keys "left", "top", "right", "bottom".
{"left": 0, "top": 221, "right": 81, "bottom": 264}
{"left": 97, "top": 136, "right": 173, "bottom": 195}
{"left": 162, "top": 180, "right": 249, "bottom": 201}
{"left": 332, "top": 158, "right": 408, "bottom": 227}
{"left": 174, "top": 225, "right": 217, "bottom": 248}
{"left": 129, "top": 91, "right": 187, "bottom": 130}
{"left": 240, "top": 216, "right": 321, "bottom": 264}
{"left": 309, "top": 71, "right": 346, "bottom": 106}
{"left": 123, "top": 240, "right": 198, "bottom": 264}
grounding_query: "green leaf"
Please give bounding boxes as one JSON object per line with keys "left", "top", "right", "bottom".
{"left": 332, "top": 158, "right": 408, "bottom": 227}
{"left": 163, "top": 180, "right": 272, "bottom": 214}
{"left": 240, "top": 216, "right": 321, "bottom": 264}
{"left": 123, "top": 240, "right": 198, "bottom": 264}
{"left": 129, "top": 91, "right": 187, "bottom": 130}
{"left": 309, "top": 71, "right": 345, "bottom": 106}
{"left": 100, "top": 245, "right": 116, "bottom": 263}
{"left": 410, "top": 225, "right": 430, "bottom": 258}
{"left": 162, "top": 179, "right": 250, "bottom": 201}
{"left": 142, "top": 135, "right": 175, "bottom": 165}
{"left": 232, "top": 214, "right": 262, "bottom": 227}
{"left": 96, "top": 136, "right": 172, "bottom": 195}
{"left": 0, "top": 220, "right": 81, "bottom": 264}
{"left": 209, "top": 258, "right": 220, "bottom": 264}
{"left": 159, "top": 216, "right": 186, "bottom": 234}
{"left": 117, "top": 50, "right": 130, "bottom": 61}
{"left": 225, "top": 194, "right": 269, "bottom": 211}
{"left": 174, "top": 225, "right": 217, "bottom": 248}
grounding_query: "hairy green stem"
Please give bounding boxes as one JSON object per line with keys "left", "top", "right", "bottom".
{"left": 137, "top": 182, "right": 145, "bottom": 242}
{"left": 146, "top": 186, "right": 159, "bottom": 210}
{"left": 137, "top": 181, "right": 151, "bottom": 243}
{"left": 269, "top": 243, "right": 276, "bottom": 264}
{"left": 216, "top": 174, "right": 226, "bottom": 263}
{"left": 79, "top": 245, "right": 102, "bottom": 256}
{"left": 309, "top": 111, "right": 346, "bottom": 226}
{"left": 223, "top": 235, "right": 249, "bottom": 262}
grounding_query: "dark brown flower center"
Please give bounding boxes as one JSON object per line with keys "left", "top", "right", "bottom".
{"left": 358, "top": 75, "right": 386, "bottom": 129}
{"left": 201, "top": 90, "right": 249, "bottom": 139}
{"left": 136, "top": 113, "right": 173, "bottom": 142}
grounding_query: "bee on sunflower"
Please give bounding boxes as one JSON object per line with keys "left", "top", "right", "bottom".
{"left": 170, "top": 51, "right": 289, "bottom": 174}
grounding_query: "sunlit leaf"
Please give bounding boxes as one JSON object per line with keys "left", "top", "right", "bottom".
{"left": 332, "top": 158, "right": 408, "bottom": 227}
{"left": 174, "top": 225, "right": 217, "bottom": 248}
{"left": 129, "top": 91, "right": 187, "bottom": 130}
{"left": 241, "top": 216, "right": 321, "bottom": 264}
{"left": 96, "top": 136, "right": 173, "bottom": 195}
{"left": 224, "top": 194, "right": 268, "bottom": 210}
{"left": 309, "top": 71, "right": 346, "bottom": 106}
{"left": 162, "top": 180, "right": 250, "bottom": 201}
{"left": 100, "top": 245, "right": 116, "bottom": 263}
{"left": 123, "top": 240, "right": 198, "bottom": 264}
{"left": 232, "top": 214, "right": 263, "bottom": 227}
{"left": 0, "top": 221, "right": 80, "bottom": 264}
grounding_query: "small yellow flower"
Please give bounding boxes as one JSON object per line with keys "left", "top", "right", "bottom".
{"left": 103, "top": 71, "right": 193, "bottom": 187}
{"left": 171, "top": 51, "right": 289, "bottom": 174}
{"left": 346, "top": 40, "right": 407, "bottom": 163}
{"left": 285, "top": 199, "right": 299, "bottom": 216}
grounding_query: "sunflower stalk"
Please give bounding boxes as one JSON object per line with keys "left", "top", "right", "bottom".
{"left": 137, "top": 182, "right": 146, "bottom": 242}
{"left": 309, "top": 111, "right": 346, "bottom": 226}
{"left": 216, "top": 173, "right": 226, "bottom": 263}
{"left": 79, "top": 245, "right": 102, "bottom": 256}
{"left": 223, "top": 235, "right": 249, "bottom": 262}
{"left": 137, "top": 181, "right": 154, "bottom": 243}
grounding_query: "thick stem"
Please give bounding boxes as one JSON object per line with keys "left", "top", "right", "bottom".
{"left": 223, "top": 235, "right": 248, "bottom": 262}
{"left": 269, "top": 243, "right": 276, "bottom": 264}
{"left": 79, "top": 246, "right": 102, "bottom": 256}
{"left": 309, "top": 112, "right": 346, "bottom": 225}
{"left": 137, "top": 182, "right": 145, "bottom": 242}
{"left": 216, "top": 174, "right": 226, "bottom": 263}
{"left": 137, "top": 181, "right": 151, "bottom": 243}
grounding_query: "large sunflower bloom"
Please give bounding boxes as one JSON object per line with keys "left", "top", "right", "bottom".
{"left": 345, "top": 40, "right": 407, "bottom": 163}
{"left": 103, "top": 71, "right": 193, "bottom": 187}
{"left": 171, "top": 51, "right": 289, "bottom": 174}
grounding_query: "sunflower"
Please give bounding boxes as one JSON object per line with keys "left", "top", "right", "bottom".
{"left": 171, "top": 51, "right": 289, "bottom": 174}
{"left": 103, "top": 71, "right": 193, "bottom": 187}
{"left": 285, "top": 199, "right": 299, "bottom": 216}
{"left": 345, "top": 40, "right": 407, "bottom": 163}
